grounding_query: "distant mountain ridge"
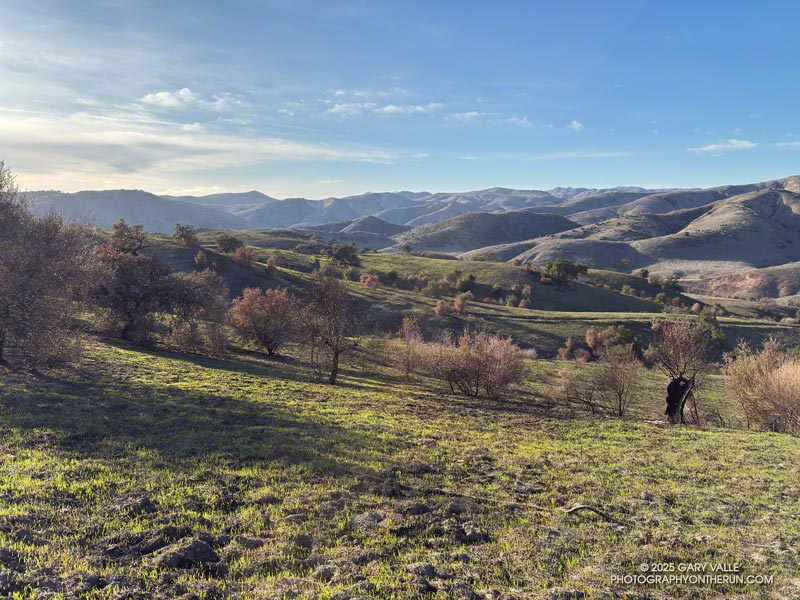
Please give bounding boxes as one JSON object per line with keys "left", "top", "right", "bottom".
{"left": 26, "top": 175, "right": 800, "bottom": 297}
{"left": 26, "top": 184, "right": 675, "bottom": 232}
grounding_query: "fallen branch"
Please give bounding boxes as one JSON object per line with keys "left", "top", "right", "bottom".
{"left": 565, "top": 504, "right": 630, "bottom": 527}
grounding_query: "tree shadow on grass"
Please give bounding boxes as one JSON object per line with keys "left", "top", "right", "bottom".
{"left": 0, "top": 364, "right": 381, "bottom": 479}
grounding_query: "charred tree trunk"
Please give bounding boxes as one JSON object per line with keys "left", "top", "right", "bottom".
{"left": 665, "top": 376, "right": 695, "bottom": 424}
{"left": 328, "top": 350, "right": 340, "bottom": 385}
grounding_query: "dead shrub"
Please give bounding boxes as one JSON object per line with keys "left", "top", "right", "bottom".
{"left": 724, "top": 339, "right": 800, "bottom": 433}
{"left": 360, "top": 273, "right": 379, "bottom": 289}
{"left": 435, "top": 299, "right": 454, "bottom": 317}
{"left": 554, "top": 346, "right": 643, "bottom": 417}
{"left": 233, "top": 246, "right": 258, "bottom": 268}
{"left": 420, "top": 329, "right": 523, "bottom": 398}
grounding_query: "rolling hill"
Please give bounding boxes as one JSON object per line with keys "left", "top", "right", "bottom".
{"left": 28, "top": 189, "right": 244, "bottom": 231}
{"left": 394, "top": 210, "right": 578, "bottom": 253}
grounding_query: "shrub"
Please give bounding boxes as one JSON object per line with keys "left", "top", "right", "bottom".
{"left": 554, "top": 345, "right": 643, "bottom": 416}
{"left": 457, "top": 275, "right": 476, "bottom": 293}
{"left": 266, "top": 255, "right": 279, "bottom": 278}
{"left": 328, "top": 242, "right": 361, "bottom": 267}
{"left": 0, "top": 163, "right": 96, "bottom": 366}
{"left": 435, "top": 299, "right": 454, "bottom": 316}
{"left": 230, "top": 287, "right": 299, "bottom": 356}
{"left": 505, "top": 294, "right": 519, "bottom": 307}
{"left": 422, "top": 329, "right": 523, "bottom": 397}
{"left": 557, "top": 337, "right": 575, "bottom": 360}
{"left": 194, "top": 250, "right": 209, "bottom": 269}
{"left": 543, "top": 259, "right": 587, "bottom": 284}
{"left": 518, "top": 298, "right": 532, "bottom": 309}
{"left": 573, "top": 348, "right": 592, "bottom": 362}
{"left": 173, "top": 223, "right": 200, "bottom": 247}
{"left": 398, "top": 315, "right": 422, "bottom": 379}
{"left": 233, "top": 246, "right": 258, "bottom": 268}
{"left": 216, "top": 234, "right": 244, "bottom": 254}
{"left": 724, "top": 339, "right": 800, "bottom": 433}
{"left": 422, "top": 281, "right": 449, "bottom": 298}
{"left": 636, "top": 268, "right": 649, "bottom": 278}
{"left": 454, "top": 292, "right": 471, "bottom": 314}
{"left": 443, "top": 269, "right": 463, "bottom": 286}
{"left": 361, "top": 273, "right": 379, "bottom": 289}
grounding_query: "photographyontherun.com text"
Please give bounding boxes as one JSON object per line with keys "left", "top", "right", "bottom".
{"left": 611, "top": 563, "right": 773, "bottom": 586}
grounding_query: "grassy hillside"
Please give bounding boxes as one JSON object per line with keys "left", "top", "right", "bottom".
{"left": 2, "top": 338, "right": 798, "bottom": 599}
{"left": 394, "top": 211, "right": 577, "bottom": 253}
{"left": 144, "top": 241, "right": 796, "bottom": 354}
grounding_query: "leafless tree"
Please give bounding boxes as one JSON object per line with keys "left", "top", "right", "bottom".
{"left": 554, "top": 345, "right": 642, "bottom": 417}
{"left": 399, "top": 315, "right": 422, "bottom": 379}
{"left": 648, "top": 318, "right": 712, "bottom": 423}
{"left": 593, "top": 345, "right": 643, "bottom": 416}
{"left": 300, "top": 271, "right": 362, "bottom": 384}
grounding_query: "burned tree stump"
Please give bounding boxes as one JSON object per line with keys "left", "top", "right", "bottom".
{"left": 665, "top": 376, "right": 694, "bottom": 423}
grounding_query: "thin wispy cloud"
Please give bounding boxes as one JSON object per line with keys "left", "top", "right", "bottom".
{"left": 448, "top": 111, "right": 482, "bottom": 122}
{"left": 142, "top": 88, "right": 244, "bottom": 111}
{"left": 566, "top": 120, "right": 584, "bottom": 132}
{"left": 3, "top": 110, "right": 397, "bottom": 191}
{"left": 327, "top": 102, "right": 442, "bottom": 117}
{"left": 774, "top": 141, "right": 800, "bottom": 149}
{"left": 688, "top": 139, "right": 758, "bottom": 155}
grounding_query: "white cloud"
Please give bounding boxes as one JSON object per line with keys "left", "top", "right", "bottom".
{"left": 491, "top": 115, "right": 534, "bottom": 128}
{"left": 142, "top": 87, "right": 243, "bottom": 111}
{"left": 749, "top": 113, "right": 763, "bottom": 119}
{"left": 448, "top": 111, "right": 482, "bottom": 122}
{"left": 181, "top": 122, "right": 204, "bottom": 132}
{"left": 278, "top": 108, "right": 295, "bottom": 116}
{"left": 319, "top": 179, "right": 343, "bottom": 184}
{"left": 688, "top": 139, "right": 758, "bottom": 155}
{"left": 373, "top": 102, "right": 441, "bottom": 115}
{"left": 460, "top": 155, "right": 477, "bottom": 160}
{"left": 774, "top": 141, "right": 800, "bottom": 149}
{"left": 3, "top": 110, "right": 396, "bottom": 191}
{"left": 411, "top": 152, "right": 430, "bottom": 159}
{"left": 567, "top": 120, "right": 584, "bottom": 132}
{"left": 327, "top": 101, "right": 441, "bottom": 117}
{"left": 162, "top": 185, "right": 231, "bottom": 196}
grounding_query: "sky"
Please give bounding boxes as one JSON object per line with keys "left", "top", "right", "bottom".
{"left": 1, "top": 0, "right": 799, "bottom": 198}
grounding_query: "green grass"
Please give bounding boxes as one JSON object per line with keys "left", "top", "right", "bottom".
{"left": 1, "top": 338, "right": 799, "bottom": 599}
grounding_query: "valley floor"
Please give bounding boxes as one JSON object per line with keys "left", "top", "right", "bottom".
{"left": 1, "top": 340, "right": 799, "bottom": 599}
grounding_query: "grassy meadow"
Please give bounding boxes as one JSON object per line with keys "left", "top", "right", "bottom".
{"left": 1, "top": 242, "right": 799, "bottom": 599}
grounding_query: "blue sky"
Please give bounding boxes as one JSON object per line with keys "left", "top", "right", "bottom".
{"left": 1, "top": 0, "right": 799, "bottom": 197}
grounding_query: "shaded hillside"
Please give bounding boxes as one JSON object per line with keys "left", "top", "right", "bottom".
{"left": 395, "top": 211, "right": 578, "bottom": 252}
{"left": 690, "top": 262, "right": 800, "bottom": 299}
{"left": 164, "top": 190, "right": 278, "bottom": 207}
{"left": 460, "top": 205, "right": 711, "bottom": 262}
{"left": 28, "top": 190, "right": 244, "bottom": 231}
{"left": 514, "top": 239, "right": 650, "bottom": 271}
{"left": 340, "top": 215, "right": 408, "bottom": 235}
